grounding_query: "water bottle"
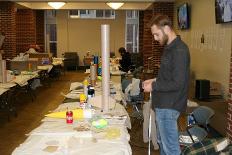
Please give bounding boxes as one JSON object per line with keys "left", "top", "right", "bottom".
{"left": 83, "top": 79, "right": 88, "bottom": 97}
{"left": 88, "top": 86, "right": 95, "bottom": 99}
{"left": 80, "top": 93, "right": 86, "bottom": 108}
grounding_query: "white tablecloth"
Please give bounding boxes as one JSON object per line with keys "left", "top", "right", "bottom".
{"left": 12, "top": 79, "right": 132, "bottom": 155}
{"left": 13, "top": 132, "right": 131, "bottom": 155}
{"left": 13, "top": 72, "right": 39, "bottom": 86}
{"left": 37, "top": 65, "right": 53, "bottom": 73}
{"left": 0, "top": 82, "right": 16, "bottom": 89}
{"left": 12, "top": 102, "right": 132, "bottom": 155}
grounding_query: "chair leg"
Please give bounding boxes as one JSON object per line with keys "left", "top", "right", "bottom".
{"left": 186, "top": 129, "right": 195, "bottom": 143}
{"left": 134, "top": 105, "right": 140, "bottom": 113}
{"left": 131, "top": 104, "right": 143, "bottom": 120}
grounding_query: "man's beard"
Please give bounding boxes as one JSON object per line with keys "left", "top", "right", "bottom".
{"left": 159, "top": 29, "right": 168, "bottom": 46}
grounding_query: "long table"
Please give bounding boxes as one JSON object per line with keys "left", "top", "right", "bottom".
{"left": 0, "top": 68, "right": 54, "bottom": 120}
{"left": 0, "top": 71, "right": 40, "bottom": 119}
{"left": 12, "top": 78, "right": 132, "bottom": 155}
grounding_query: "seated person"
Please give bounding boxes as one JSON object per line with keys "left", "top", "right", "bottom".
{"left": 83, "top": 51, "right": 93, "bottom": 66}
{"left": 118, "top": 47, "right": 132, "bottom": 72}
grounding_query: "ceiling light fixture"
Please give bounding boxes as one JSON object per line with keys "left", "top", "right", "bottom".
{"left": 106, "top": 2, "right": 124, "bottom": 10}
{"left": 48, "top": 2, "right": 66, "bottom": 9}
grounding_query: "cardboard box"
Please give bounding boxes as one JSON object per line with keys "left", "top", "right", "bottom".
{"left": 210, "top": 81, "right": 222, "bottom": 96}
{"left": 9, "top": 60, "right": 38, "bottom": 72}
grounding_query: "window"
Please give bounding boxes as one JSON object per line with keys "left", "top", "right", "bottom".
{"left": 126, "top": 10, "right": 138, "bottom": 19}
{"left": 79, "top": 10, "right": 95, "bottom": 18}
{"left": 46, "top": 10, "right": 56, "bottom": 19}
{"left": 45, "top": 10, "right": 57, "bottom": 57}
{"left": 125, "top": 10, "right": 139, "bottom": 53}
{"left": 105, "top": 10, "right": 112, "bottom": 18}
{"left": 69, "top": 10, "right": 79, "bottom": 18}
{"left": 69, "top": 10, "right": 115, "bottom": 19}
{"left": 96, "top": 10, "right": 104, "bottom": 18}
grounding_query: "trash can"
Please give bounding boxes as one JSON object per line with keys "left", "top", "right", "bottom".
{"left": 195, "top": 79, "right": 210, "bottom": 100}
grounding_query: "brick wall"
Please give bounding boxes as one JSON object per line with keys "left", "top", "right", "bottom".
{"left": 36, "top": 10, "right": 45, "bottom": 52}
{"left": 16, "top": 10, "right": 45, "bottom": 54}
{"left": 152, "top": 2, "right": 174, "bottom": 76}
{"left": 16, "top": 9, "right": 36, "bottom": 54}
{"left": 0, "top": 3, "right": 45, "bottom": 59}
{"left": 140, "top": 2, "right": 174, "bottom": 76}
{"left": 0, "top": 2, "right": 16, "bottom": 59}
{"left": 141, "top": 10, "right": 153, "bottom": 71}
{"left": 227, "top": 56, "right": 232, "bottom": 139}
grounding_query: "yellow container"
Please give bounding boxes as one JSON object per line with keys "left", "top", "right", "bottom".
{"left": 80, "top": 93, "right": 86, "bottom": 102}
{"left": 83, "top": 79, "right": 88, "bottom": 86}
{"left": 45, "top": 109, "right": 90, "bottom": 119}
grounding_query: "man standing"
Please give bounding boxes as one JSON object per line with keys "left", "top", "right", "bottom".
{"left": 143, "top": 15, "right": 190, "bottom": 155}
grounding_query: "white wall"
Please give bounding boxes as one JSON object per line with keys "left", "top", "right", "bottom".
{"left": 174, "top": 0, "right": 232, "bottom": 98}
{"left": 56, "top": 10, "right": 125, "bottom": 65}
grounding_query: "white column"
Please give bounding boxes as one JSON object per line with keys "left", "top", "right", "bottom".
{"left": 101, "top": 25, "right": 110, "bottom": 112}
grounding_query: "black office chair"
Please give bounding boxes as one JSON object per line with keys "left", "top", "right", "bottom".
{"left": 122, "top": 78, "right": 144, "bottom": 120}
{"left": 63, "top": 52, "right": 79, "bottom": 71}
{"left": 179, "top": 106, "right": 215, "bottom": 146}
{"left": 132, "top": 66, "right": 143, "bottom": 79}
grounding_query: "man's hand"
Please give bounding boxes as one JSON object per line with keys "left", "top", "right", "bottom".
{"left": 142, "top": 79, "right": 156, "bottom": 92}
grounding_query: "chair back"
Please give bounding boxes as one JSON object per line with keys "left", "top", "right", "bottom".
{"left": 132, "top": 66, "right": 143, "bottom": 79}
{"left": 130, "top": 78, "right": 141, "bottom": 96}
{"left": 121, "top": 78, "right": 143, "bottom": 102}
{"left": 64, "top": 52, "right": 78, "bottom": 59}
{"left": 63, "top": 52, "right": 79, "bottom": 68}
{"left": 192, "top": 106, "right": 215, "bottom": 128}
{"left": 121, "top": 79, "right": 131, "bottom": 93}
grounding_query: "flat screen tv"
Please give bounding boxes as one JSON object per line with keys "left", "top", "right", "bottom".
{"left": 177, "top": 3, "right": 190, "bottom": 29}
{"left": 215, "top": 0, "right": 232, "bottom": 23}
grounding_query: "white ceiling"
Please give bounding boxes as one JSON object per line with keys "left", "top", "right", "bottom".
{"left": 11, "top": 0, "right": 174, "bottom": 2}
{"left": 12, "top": 0, "right": 174, "bottom": 10}
{"left": 16, "top": 2, "right": 152, "bottom": 10}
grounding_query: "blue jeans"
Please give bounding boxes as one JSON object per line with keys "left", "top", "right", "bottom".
{"left": 155, "top": 108, "right": 180, "bottom": 155}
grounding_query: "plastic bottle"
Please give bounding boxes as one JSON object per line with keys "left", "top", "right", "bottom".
{"left": 83, "top": 79, "right": 88, "bottom": 98}
{"left": 98, "top": 58, "right": 102, "bottom": 76}
{"left": 88, "top": 86, "right": 95, "bottom": 99}
{"left": 93, "top": 55, "right": 98, "bottom": 64}
{"left": 28, "top": 63, "right": 32, "bottom": 72}
{"left": 79, "top": 93, "right": 86, "bottom": 108}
